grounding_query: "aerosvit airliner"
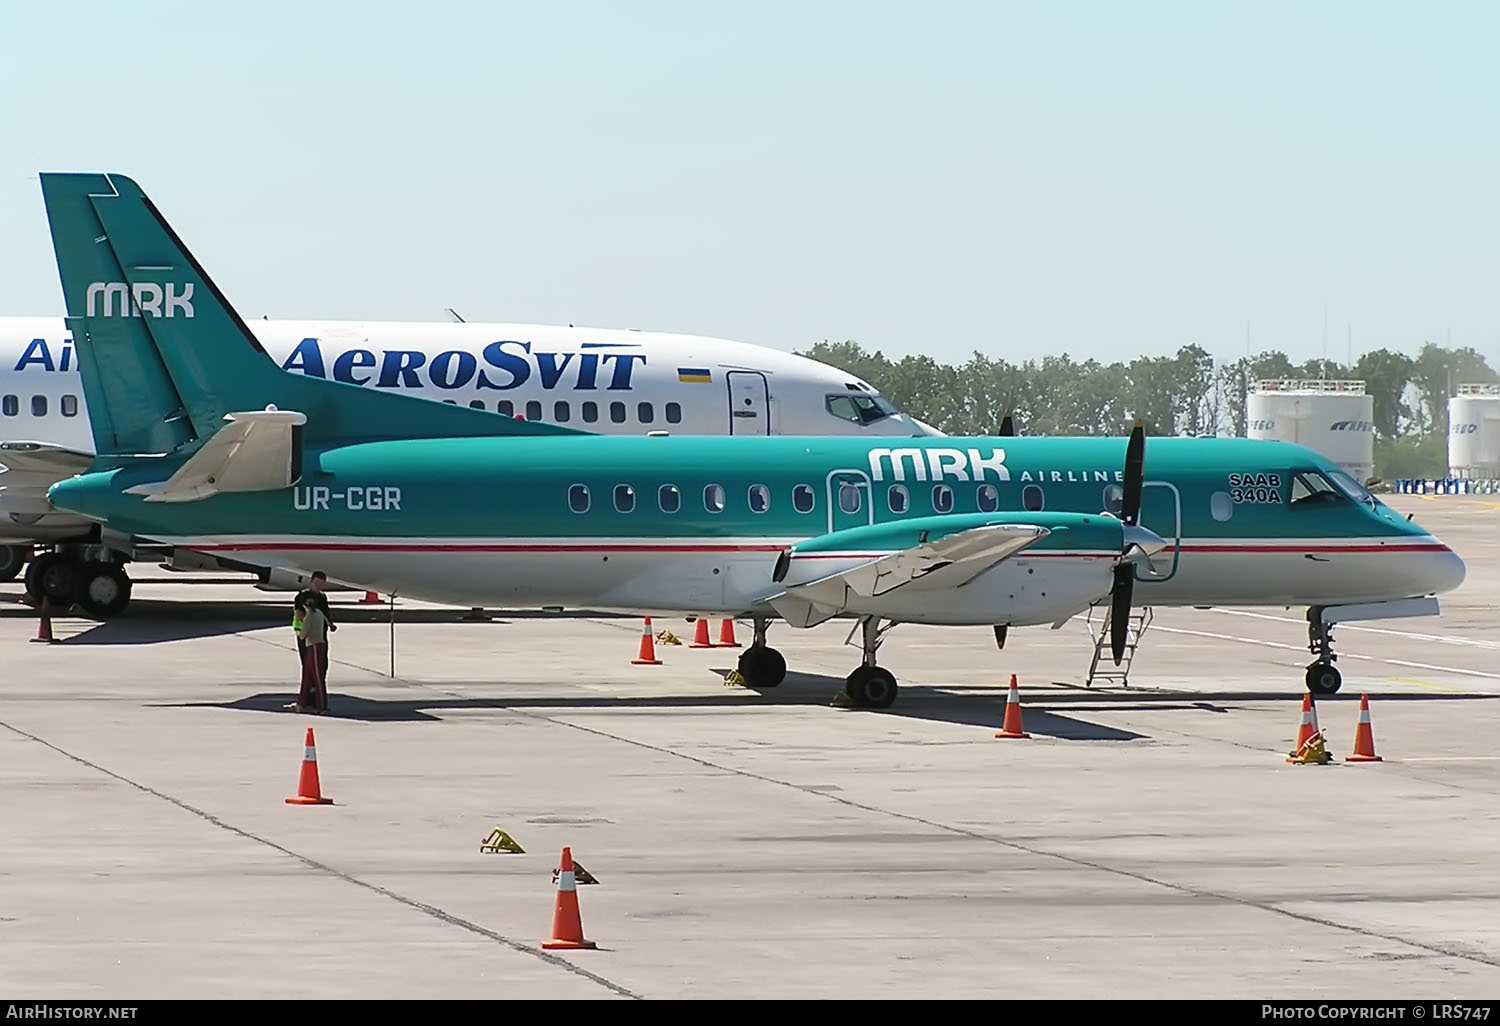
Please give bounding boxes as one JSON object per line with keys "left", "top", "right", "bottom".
{"left": 0, "top": 315, "right": 939, "bottom": 613}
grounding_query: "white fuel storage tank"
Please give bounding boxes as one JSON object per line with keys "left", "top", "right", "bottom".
{"left": 1447, "top": 383, "right": 1500, "bottom": 479}
{"left": 1246, "top": 380, "right": 1375, "bottom": 483}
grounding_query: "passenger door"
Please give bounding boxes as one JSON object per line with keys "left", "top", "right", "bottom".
{"left": 1135, "top": 481, "right": 1182, "bottom": 583}
{"left": 727, "top": 371, "right": 770, "bottom": 435}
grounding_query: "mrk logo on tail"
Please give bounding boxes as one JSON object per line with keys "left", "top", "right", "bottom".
{"left": 85, "top": 281, "right": 195, "bottom": 318}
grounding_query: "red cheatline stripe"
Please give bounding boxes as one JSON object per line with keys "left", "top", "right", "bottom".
{"left": 182, "top": 540, "right": 1449, "bottom": 555}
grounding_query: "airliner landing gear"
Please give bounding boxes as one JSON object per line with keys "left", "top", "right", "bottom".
{"left": 73, "top": 561, "right": 132, "bottom": 617}
{"left": 843, "top": 616, "right": 898, "bottom": 710}
{"left": 737, "top": 617, "right": 787, "bottom": 688}
{"left": 1306, "top": 607, "right": 1343, "bottom": 696}
{"left": 21, "top": 549, "right": 132, "bottom": 617}
{"left": 0, "top": 545, "right": 24, "bottom": 583}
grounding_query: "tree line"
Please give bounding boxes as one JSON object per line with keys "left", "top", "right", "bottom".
{"left": 796, "top": 340, "right": 1500, "bottom": 481}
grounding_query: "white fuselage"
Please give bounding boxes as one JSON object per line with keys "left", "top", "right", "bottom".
{"left": 0, "top": 317, "right": 938, "bottom": 453}
{"left": 0, "top": 315, "right": 940, "bottom": 543}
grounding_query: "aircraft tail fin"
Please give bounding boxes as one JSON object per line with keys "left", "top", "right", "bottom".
{"left": 39, "top": 172, "right": 585, "bottom": 460}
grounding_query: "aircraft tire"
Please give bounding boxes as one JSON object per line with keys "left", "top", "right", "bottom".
{"left": 845, "top": 666, "right": 898, "bottom": 710}
{"left": 738, "top": 646, "right": 786, "bottom": 688}
{"left": 27, "top": 552, "right": 77, "bottom": 606}
{"left": 0, "top": 545, "right": 24, "bottom": 583}
{"left": 1305, "top": 661, "right": 1342, "bottom": 696}
{"left": 74, "top": 562, "right": 132, "bottom": 618}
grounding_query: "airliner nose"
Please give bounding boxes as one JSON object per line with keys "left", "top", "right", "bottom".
{"left": 1417, "top": 538, "right": 1467, "bottom": 595}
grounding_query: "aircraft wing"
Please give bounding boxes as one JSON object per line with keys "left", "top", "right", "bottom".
{"left": 0, "top": 441, "right": 97, "bottom": 514}
{"left": 0, "top": 440, "right": 95, "bottom": 479}
{"left": 764, "top": 523, "right": 1050, "bottom": 626}
{"left": 124, "top": 409, "right": 306, "bottom": 504}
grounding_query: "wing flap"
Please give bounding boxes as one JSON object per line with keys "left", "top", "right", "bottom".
{"left": 802, "top": 523, "right": 1050, "bottom": 599}
{"left": 125, "top": 409, "right": 306, "bottom": 503}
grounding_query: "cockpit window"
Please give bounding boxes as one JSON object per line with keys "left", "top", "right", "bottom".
{"left": 826, "top": 392, "right": 897, "bottom": 425}
{"left": 1289, "top": 471, "right": 1341, "bottom": 506}
{"left": 1326, "top": 469, "right": 1377, "bottom": 509}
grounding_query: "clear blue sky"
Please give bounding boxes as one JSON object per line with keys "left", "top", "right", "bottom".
{"left": 2, "top": 0, "right": 1496, "bottom": 370}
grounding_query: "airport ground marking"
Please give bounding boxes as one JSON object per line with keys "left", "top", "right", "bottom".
{"left": 0, "top": 718, "right": 642, "bottom": 1000}
{"left": 225, "top": 613, "right": 1500, "bottom": 971}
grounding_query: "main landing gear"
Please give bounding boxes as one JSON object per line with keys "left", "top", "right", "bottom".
{"left": 21, "top": 548, "right": 133, "bottom": 618}
{"left": 1305, "top": 606, "right": 1343, "bottom": 696}
{"left": 842, "top": 616, "right": 898, "bottom": 710}
{"left": 736, "top": 616, "right": 788, "bottom": 688}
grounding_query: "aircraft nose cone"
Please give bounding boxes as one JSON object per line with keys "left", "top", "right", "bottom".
{"left": 1420, "top": 540, "right": 1467, "bottom": 595}
{"left": 1122, "top": 523, "right": 1167, "bottom": 558}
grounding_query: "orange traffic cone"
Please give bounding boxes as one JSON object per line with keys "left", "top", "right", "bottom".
{"left": 631, "top": 617, "right": 662, "bottom": 665}
{"left": 1287, "top": 693, "right": 1318, "bottom": 763}
{"left": 690, "top": 617, "right": 713, "bottom": 648}
{"left": 360, "top": 591, "right": 381, "bottom": 604}
{"left": 717, "top": 618, "right": 741, "bottom": 648}
{"left": 285, "top": 727, "right": 334, "bottom": 805}
{"left": 1345, "top": 694, "right": 1383, "bottom": 763}
{"left": 541, "top": 846, "right": 597, "bottom": 950}
{"left": 994, "top": 674, "right": 1031, "bottom": 738}
{"left": 30, "top": 595, "right": 58, "bottom": 644}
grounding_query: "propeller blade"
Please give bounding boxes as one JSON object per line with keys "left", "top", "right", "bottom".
{"left": 1110, "top": 563, "right": 1134, "bottom": 664}
{"left": 1121, "top": 419, "right": 1144, "bottom": 526}
{"left": 999, "top": 412, "right": 1015, "bottom": 436}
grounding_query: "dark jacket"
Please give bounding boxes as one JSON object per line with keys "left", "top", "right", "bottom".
{"left": 295, "top": 588, "right": 336, "bottom": 629}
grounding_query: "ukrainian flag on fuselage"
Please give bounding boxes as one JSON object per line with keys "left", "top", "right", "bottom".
{"left": 677, "top": 367, "right": 712, "bottom": 383}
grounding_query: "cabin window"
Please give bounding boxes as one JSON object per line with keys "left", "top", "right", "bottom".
{"left": 582, "top": 401, "right": 598, "bottom": 423}
{"left": 666, "top": 402, "right": 682, "bottom": 424}
{"left": 610, "top": 401, "right": 626, "bottom": 424}
{"left": 1102, "top": 484, "right": 1123, "bottom": 515}
{"left": 568, "top": 484, "right": 590, "bottom": 513}
{"left": 443, "top": 399, "right": 457, "bottom": 405}
{"left": 31, "top": 396, "right": 46, "bottom": 417}
{"left": 977, "top": 484, "right": 999, "bottom": 512}
{"left": 468, "top": 399, "right": 486, "bottom": 410}
{"left": 554, "top": 401, "right": 570, "bottom": 422}
{"left": 638, "top": 402, "right": 654, "bottom": 424}
{"left": 62, "top": 395, "right": 79, "bottom": 417}
{"left": 749, "top": 484, "right": 770, "bottom": 513}
{"left": 526, "top": 400, "right": 542, "bottom": 420}
{"left": 1210, "top": 491, "right": 1233, "bottom": 522}
{"left": 659, "top": 485, "right": 681, "bottom": 514}
{"left": 704, "top": 484, "right": 726, "bottom": 513}
{"left": 2, "top": 395, "right": 17, "bottom": 417}
{"left": 932, "top": 484, "right": 953, "bottom": 513}
{"left": 614, "top": 484, "right": 636, "bottom": 513}
{"left": 793, "top": 484, "right": 815, "bottom": 514}
{"left": 839, "top": 483, "right": 862, "bottom": 514}
{"left": 888, "top": 484, "right": 909, "bottom": 514}
{"left": 1022, "top": 485, "right": 1044, "bottom": 511}
{"left": 498, "top": 400, "right": 514, "bottom": 417}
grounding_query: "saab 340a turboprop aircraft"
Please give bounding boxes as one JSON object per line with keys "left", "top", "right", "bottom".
{"left": 0, "top": 301, "right": 936, "bottom": 613}
{"left": 36, "top": 172, "right": 1466, "bottom": 708}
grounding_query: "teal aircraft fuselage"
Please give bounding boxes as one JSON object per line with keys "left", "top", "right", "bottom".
{"left": 33, "top": 170, "right": 1468, "bottom": 710}
{"left": 51, "top": 432, "right": 1463, "bottom": 622}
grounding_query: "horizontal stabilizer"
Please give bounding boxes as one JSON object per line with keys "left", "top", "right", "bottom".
{"left": 124, "top": 409, "right": 306, "bottom": 503}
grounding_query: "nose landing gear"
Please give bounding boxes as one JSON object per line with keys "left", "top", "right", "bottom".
{"left": 1306, "top": 607, "right": 1342, "bottom": 696}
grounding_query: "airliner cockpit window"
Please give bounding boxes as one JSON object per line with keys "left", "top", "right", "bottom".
{"left": 1326, "top": 469, "right": 1378, "bottom": 510}
{"left": 826, "top": 393, "right": 897, "bottom": 425}
{"left": 1289, "top": 471, "right": 1341, "bottom": 506}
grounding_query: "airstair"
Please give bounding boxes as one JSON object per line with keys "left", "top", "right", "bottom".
{"left": 1084, "top": 605, "right": 1153, "bottom": 687}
